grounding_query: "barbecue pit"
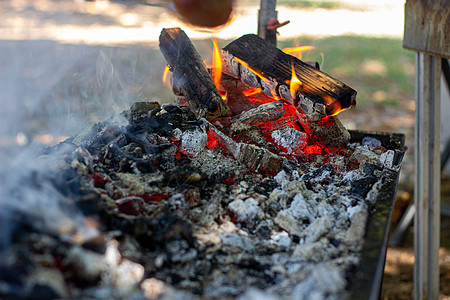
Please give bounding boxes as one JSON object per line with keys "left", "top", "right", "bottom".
{"left": 0, "top": 23, "right": 405, "bottom": 299}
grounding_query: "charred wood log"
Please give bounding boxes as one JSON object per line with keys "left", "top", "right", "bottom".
{"left": 234, "top": 100, "right": 285, "bottom": 126}
{"left": 203, "top": 119, "right": 282, "bottom": 174}
{"left": 221, "top": 34, "right": 356, "bottom": 121}
{"left": 221, "top": 34, "right": 353, "bottom": 148}
{"left": 159, "top": 28, "right": 230, "bottom": 120}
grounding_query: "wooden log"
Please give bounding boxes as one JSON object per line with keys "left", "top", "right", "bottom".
{"left": 159, "top": 28, "right": 229, "bottom": 120}
{"left": 221, "top": 34, "right": 357, "bottom": 121}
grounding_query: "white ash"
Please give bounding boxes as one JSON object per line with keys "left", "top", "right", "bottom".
{"left": 361, "top": 136, "right": 382, "bottom": 148}
{"left": 221, "top": 232, "right": 255, "bottom": 252}
{"left": 228, "top": 198, "right": 261, "bottom": 223}
{"left": 168, "top": 193, "right": 188, "bottom": 218}
{"left": 342, "top": 169, "right": 364, "bottom": 182}
{"left": 270, "top": 231, "right": 292, "bottom": 250}
{"left": 180, "top": 127, "right": 207, "bottom": 156}
{"left": 349, "top": 145, "right": 380, "bottom": 164}
{"left": 379, "top": 150, "right": 396, "bottom": 170}
{"left": 274, "top": 169, "right": 290, "bottom": 184}
{"left": 302, "top": 215, "right": 332, "bottom": 244}
{"left": 271, "top": 127, "right": 308, "bottom": 153}
{"left": 274, "top": 210, "right": 304, "bottom": 236}
{"left": 190, "top": 148, "right": 246, "bottom": 178}
{"left": 238, "top": 287, "right": 279, "bottom": 300}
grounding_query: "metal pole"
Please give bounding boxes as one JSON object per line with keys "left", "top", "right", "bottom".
{"left": 414, "top": 52, "right": 441, "bottom": 300}
{"left": 257, "top": 0, "right": 277, "bottom": 45}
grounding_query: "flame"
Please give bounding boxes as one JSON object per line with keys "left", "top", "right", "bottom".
{"left": 242, "top": 88, "right": 262, "bottom": 97}
{"left": 289, "top": 60, "right": 302, "bottom": 100}
{"left": 283, "top": 46, "right": 315, "bottom": 59}
{"left": 211, "top": 37, "right": 222, "bottom": 91}
{"left": 234, "top": 57, "right": 281, "bottom": 101}
{"left": 234, "top": 57, "right": 267, "bottom": 81}
{"left": 162, "top": 65, "right": 171, "bottom": 88}
{"left": 323, "top": 95, "right": 345, "bottom": 116}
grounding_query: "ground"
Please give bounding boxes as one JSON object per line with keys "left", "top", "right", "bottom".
{"left": 1, "top": 0, "right": 449, "bottom": 298}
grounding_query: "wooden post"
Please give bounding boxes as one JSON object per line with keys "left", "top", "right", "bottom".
{"left": 257, "top": 0, "right": 277, "bottom": 45}
{"left": 414, "top": 53, "right": 441, "bottom": 300}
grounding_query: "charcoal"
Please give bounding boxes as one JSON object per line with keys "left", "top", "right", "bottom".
{"left": 163, "top": 165, "right": 204, "bottom": 187}
{"left": 1, "top": 94, "right": 405, "bottom": 299}
{"left": 350, "top": 177, "right": 379, "bottom": 199}
{"left": 301, "top": 163, "right": 333, "bottom": 183}
{"left": 150, "top": 213, "right": 194, "bottom": 246}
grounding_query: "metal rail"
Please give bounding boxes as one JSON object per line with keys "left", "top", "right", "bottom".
{"left": 414, "top": 53, "right": 441, "bottom": 300}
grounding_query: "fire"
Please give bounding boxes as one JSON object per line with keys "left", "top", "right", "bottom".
{"left": 211, "top": 37, "right": 222, "bottom": 91}
{"left": 234, "top": 57, "right": 267, "bottom": 81}
{"left": 283, "top": 46, "right": 315, "bottom": 60}
{"left": 162, "top": 65, "right": 171, "bottom": 88}
{"left": 323, "top": 95, "right": 345, "bottom": 116}
{"left": 242, "top": 88, "right": 262, "bottom": 97}
{"left": 289, "top": 60, "right": 302, "bottom": 101}
{"left": 234, "top": 57, "right": 281, "bottom": 101}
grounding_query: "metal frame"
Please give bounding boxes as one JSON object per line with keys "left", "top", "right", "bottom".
{"left": 414, "top": 53, "right": 441, "bottom": 300}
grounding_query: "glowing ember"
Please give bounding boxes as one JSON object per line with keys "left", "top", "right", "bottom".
{"left": 242, "top": 88, "right": 262, "bottom": 97}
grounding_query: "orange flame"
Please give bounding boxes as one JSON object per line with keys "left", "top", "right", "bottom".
{"left": 289, "top": 60, "right": 302, "bottom": 100}
{"left": 211, "top": 37, "right": 222, "bottom": 91}
{"left": 242, "top": 88, "right": 262, "bottom": 97}
{"left": 283, "top": 46, "right": 315, "bottom": 59}
{"left": 234, "top": 57, "right": 281, "bottom": 101}
{"left": 323, "top": 95, "right": 345, "bottom": 116}
{"left": 234, "top": 57, "right": 267, "bottom": 81}
{"left": 162, "top": 65, "right": 171, "bottom": 88}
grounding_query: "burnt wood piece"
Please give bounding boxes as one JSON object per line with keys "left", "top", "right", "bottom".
{"left": 202, "top": 119, "right": 282, "bottom": 174}
{"left": 300, "top": 115, "right": 351, "bottom": 152}
{"left": 222, "top": 34, "right": 357, "bottom": 120}
{"left": 234, "top": 100, "right": 285, "bottom": 126}
{"left": 159, "top": 28, "right": 229, "bottom": 120}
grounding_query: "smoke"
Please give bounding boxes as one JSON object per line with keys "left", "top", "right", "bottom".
{"left": 0, "top": 41, "right": 168, "bottom": 249}
{"left": 0, "top": 142, "right": 99, "bottom": 249}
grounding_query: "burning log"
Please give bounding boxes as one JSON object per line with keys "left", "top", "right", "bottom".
{"left": 159, "top": 28, "right": 229, "bottom": 120}
{"left": 221, "top": 34, "right": 357, "bottom": 121}
{"left": 220, "top": 34, "right": 353, "bottom": 148}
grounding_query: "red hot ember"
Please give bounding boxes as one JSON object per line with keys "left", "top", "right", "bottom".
{"left": 161, "top": 28, "right": 353, "bottom": 153}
